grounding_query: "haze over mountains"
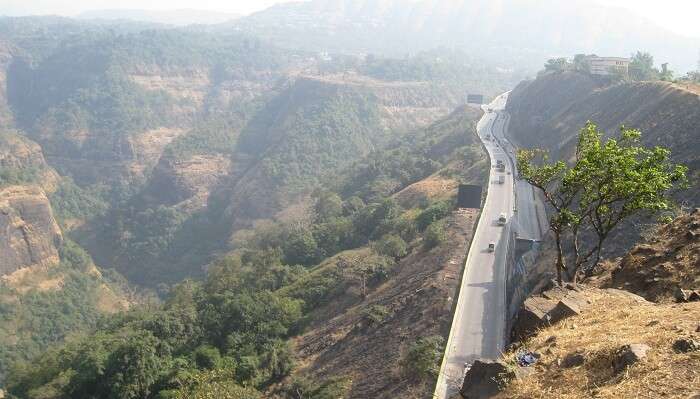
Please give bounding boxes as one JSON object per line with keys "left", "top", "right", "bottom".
{"left": 78, "top": 9, "right": 241, "bottom": 26}
{"left": 235, "top": 0, "right": 699, "bottom": 72}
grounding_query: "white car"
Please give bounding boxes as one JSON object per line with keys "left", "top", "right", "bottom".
{"left": 498, "top": 213, "right": 507, "bottom": 225}
{"left": 488, "top": 242, "right": 496, "bottom": 252}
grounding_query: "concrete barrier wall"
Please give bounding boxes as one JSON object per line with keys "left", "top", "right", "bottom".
{"left": 504, "top": 235, "right": 554, "bottom": 338}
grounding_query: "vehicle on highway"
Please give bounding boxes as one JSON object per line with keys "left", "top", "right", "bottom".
{"left": 488, "top": 242, "right": 495, "bottom": 252}
{"left": 498, "top": 175, "right": 505, "bottom": 184}
{"left": 498, "top": 213, "right": 507, "bottom": 225}
{"left": 496, "top": 160, "right": 505, "bottom": 172}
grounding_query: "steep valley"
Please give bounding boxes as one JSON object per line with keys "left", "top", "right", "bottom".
{"left": 0, "top": 15, "right": 508, "bottom": 397}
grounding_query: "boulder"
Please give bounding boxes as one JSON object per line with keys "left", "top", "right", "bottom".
{"left": 674, "top": 287, "right": 692, "bottom": 302}
{"left": 672, "top": 338, "right": 700, "bottom": 353}
{"left": 511, "top": 296, "right": 557, "bottom": 340}
{"left": 560, "top": 352, "right": 585, "bottom": 368}
{"left": 547, "top": 297, "right": 582, "bottom": 324}
{"left": 541, "top": 286, "right": 568, "bottom": 301}
{"left": 512, "top": 287, "right": 591, "bottom": 340}
{"left": 460, "top": 359, "right": 515, "bottom": 399}
{"left": 613, "top": 343, "right": 650, "bottom": 372}
{"left": 674, "top": 287, "right": 700, "bottom": 303}
{"left": 689, "top": 291, "right": 700, "bottom": 302}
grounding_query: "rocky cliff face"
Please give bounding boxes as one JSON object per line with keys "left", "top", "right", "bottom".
{"left": 0, "top": 131, "right": 60, "bottom": 192}
{"left": 0, "top": 185, "right": 62, "bottom": 277}
{"left": 143, "top": 153, "right": 232, "bottom": 211}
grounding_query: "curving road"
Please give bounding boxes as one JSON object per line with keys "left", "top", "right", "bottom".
{"left": 434, "top": 93, "right": 544, "bottom": 398}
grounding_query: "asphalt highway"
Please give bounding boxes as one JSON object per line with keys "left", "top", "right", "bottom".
{"left": 434, "top": 93, "right": 545, "bottom": 398}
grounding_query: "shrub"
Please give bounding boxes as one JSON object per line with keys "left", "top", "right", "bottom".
{"left": 416, "top": 201, "right": 452, "bottom": 231}
{"left": 362, "top": 305, "right": 390, "bottom": 326}
{"left": 193, "top": 345, "right": 222, "bottom": 370}
{"left": 423, "top": 220, "right": 447, "bottom": 249}
{"left": 373, "top": 234, "right": 408, "bottom": 259}
{"left": 401, "top": 336, "right": 445, "bottom": 381}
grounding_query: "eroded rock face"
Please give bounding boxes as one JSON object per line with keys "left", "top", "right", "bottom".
{"left": 0, "top": 185, "right": 62, "bottom": 276}
{"left": 143, "top": 153, "right": 231, "bottom": 210}
{"left": 0, "top": 132, "right": 59, "bottom": 192}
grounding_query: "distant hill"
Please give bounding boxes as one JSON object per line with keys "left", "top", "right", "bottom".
{"left": 78, "top": 9, "right": 240, "bottom": 26}
{"left": 233, "top": 0, "right": 699, "bottom": 72}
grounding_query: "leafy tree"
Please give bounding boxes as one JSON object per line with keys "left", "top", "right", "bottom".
{"left": 659, "top": 63, "right": 674, "bottom": 81}
{"left": 193, "top": 345, "right": 222, "bottom": 370}
{"left": 400, "top": 336, "right": 444, "bottom": 381}
{"left": 572, "top": 54, "right": 590, "bottom": 73}
{"left": 544, "top": 58, "right": 570, "bottom": 72}
{"left": 313, "top": 217, "right": 357, "bottom": 256}
{"left": 629, "top": 51, "right": 660, "bottom": 81}
{"left": 517, "top": 122, "right": 687, "bottom": 285}
{"left": 96, "top": 331, "right": 165, "bottom": 399}
{"left": 314, "top": 191, "right": 343, "bottom": 222}
{"left": 423, "top": 220, "right": 447, "bottom": 249}
{"left": 416, "top": 201, "right": 452, "bottom": 231}
{"left": 164, "top": 369, "right": 262, "bottom": 399}
{"left": 373, "top": 234, "right": 408, "bottom": 259}
{"left": 342, "top": 196, "right": 365, "bottom": 216}
{"left": 278, "top": 376, "right": 350, "bottom": 399}
{"left": 283, "top": 230, "right": 322, "bottom": 266}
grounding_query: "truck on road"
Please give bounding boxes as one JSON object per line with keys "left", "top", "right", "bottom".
{"left": 496, "top": 160, "right": 505, "bottom": 172}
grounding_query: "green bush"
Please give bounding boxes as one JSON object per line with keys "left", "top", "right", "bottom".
{"left": 193, "top": 345, "right": 222, "bottom": 370}
{"left": 362, "top": 305, "right": 390, "bottom": 326}
{"left": 423, "top": 220, "right": 447, "bottom": 249}
{"left": 373, "top": 234, "right": 408, "bottom": 259}
{"left": 416, "top": 201, "right": 452, "bottom": 231}
{"left": 401, "top": 336, "right": 445, "bottom": 381}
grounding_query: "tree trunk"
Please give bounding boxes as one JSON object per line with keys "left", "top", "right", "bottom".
{"left": 555, "top": 231, "right": 564, "bottom": 286}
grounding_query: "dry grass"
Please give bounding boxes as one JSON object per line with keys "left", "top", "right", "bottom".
{"left": 1, "top": 263, "right": 63, "bottom": 293}
{"left": 394, "top": 174, "right": 458, "bottom": 208}
{"left": 499, "top": 289, "right": 700, "bottom": 399}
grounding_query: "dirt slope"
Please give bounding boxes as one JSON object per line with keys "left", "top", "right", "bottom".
{"left": 294, "top": 209, "right": 478, "bottom": 398}
{"left": 596, "top": 209, "right": 700, "bottom": 303}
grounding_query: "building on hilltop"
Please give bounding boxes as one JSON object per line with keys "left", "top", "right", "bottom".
{"left": 587, "top": 56, "right": 630, "bottom": 76}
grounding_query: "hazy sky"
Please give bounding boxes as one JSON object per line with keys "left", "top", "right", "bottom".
{"left": 2, "top": 0, "right": 700, "bottom": 38}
